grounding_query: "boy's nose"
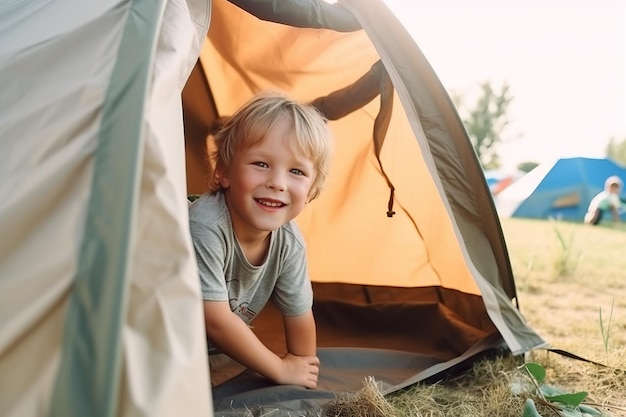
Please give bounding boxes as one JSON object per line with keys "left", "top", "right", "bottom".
{"left": 266, "top": 171, "right": 286, "bottom": 191}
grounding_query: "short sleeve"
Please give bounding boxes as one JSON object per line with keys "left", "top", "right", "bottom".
{"left": 272, "top": 242, "right": 313, "bottom": 317}
{"left": 190, "top": 219, "right": 229, "bottom": 301}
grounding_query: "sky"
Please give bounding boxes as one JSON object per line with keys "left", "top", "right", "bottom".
{"left": 382, "top": 1, "right": 626, "bottom": 171}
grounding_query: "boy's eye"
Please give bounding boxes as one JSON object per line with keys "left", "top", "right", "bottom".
{"left": 290, "top": 168, "right": 306, "bottom": 176}
{"left": 252, "top": 161, "right": 268, "bottom": 168}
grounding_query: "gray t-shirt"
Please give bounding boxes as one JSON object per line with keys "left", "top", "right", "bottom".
{"left": 189, "top": 192, "right": 313, "bottom": 324}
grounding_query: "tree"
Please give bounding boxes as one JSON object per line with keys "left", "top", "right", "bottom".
{"left": 517, "top": 161, "right": 539, "bottom": 173}
{"left": 453, "top": 81, "right": 517, "bottom": 169}
{"left": 605, "top": 136, "right": 626, "bottom": 166}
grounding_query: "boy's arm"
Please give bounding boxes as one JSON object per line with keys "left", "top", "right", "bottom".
{"left": 204, "top": 301, "right": 319, "bottom": 388}
{"left": 283, "top": 309, "right": 317, "bottom": 356}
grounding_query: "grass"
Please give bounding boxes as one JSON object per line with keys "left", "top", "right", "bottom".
{"left": 503, "top": 218, "right": 626, "bottom": 416}
{"left": 506, "top": 218, "right": 626, "bottom": 360}
{"left": 326, "top": 218, "right": 626, "bottom": 417}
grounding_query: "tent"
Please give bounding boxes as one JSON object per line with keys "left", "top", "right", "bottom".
{"left": 1, "top": 1, "right": 212, "bottom": 416}
{"left": 484, "top": 168, "right": 525, "bottom": 195}
{"left": 0, "top": 0, "right": 545, "bottom": 416}
{"left": 186, "top": 0, "right": 545, "bottom": 414}
{"left": 495, "top": 157, "right": 626, "bottom": 221}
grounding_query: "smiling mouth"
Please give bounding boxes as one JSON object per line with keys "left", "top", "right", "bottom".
{"left": 255, "top": 198, "right": 285, "bottom": 208}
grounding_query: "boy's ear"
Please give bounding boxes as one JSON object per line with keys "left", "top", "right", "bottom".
{"left": 216, "top": 167, "right": 230, "bottom": 189}
{"left": 219, "top": 175, "right": 230, "bottom": 189}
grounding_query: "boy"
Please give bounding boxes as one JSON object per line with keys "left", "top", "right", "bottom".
{"left": 189, "top": 92, "right": 332, "bottom": 389}
{"left": 584, "top": 175, "right": 624, "bottom": 225}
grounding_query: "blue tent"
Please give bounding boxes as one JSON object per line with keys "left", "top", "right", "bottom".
{"left": 496, "top": 157, "right": 626, "bottom": 221}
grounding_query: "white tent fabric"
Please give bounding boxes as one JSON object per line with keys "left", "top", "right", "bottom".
{"left": 495, "top": 161, "right": 556, "bottom": 218}
{"left": 0, "top": 1, "right": 213, "bottom": 416}
{"left": 1, "top": 0, "right": 548, "bottom": 415}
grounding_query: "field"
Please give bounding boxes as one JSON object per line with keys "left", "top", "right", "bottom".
{"left": 330, "top": 218, "right": 626, "bottom": 417}
{"left": 503, "top": 218, "right": 626, "bottom": 415}
{"left": 505, "top": 217, "right": 626, "bottom": 362}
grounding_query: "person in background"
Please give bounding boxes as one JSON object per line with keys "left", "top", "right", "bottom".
{"left": 584, "top": 175, "right": 624, "bottom": 226}
{"left": 189, "top": 91, "right": 332, "bottom": 388}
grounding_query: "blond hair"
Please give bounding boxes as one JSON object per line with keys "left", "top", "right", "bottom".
{"left": 210, "top": 91, "right": 332, "bottom": 201}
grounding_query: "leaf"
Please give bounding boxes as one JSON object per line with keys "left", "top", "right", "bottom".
{"left": 544, "top": 391, "right": 588, "bottom": 407}
{"left": 523, "top": 398, "right": 542, "bottom": 417}
{"left": 539, "top": 383, "right": 567, "bottom": 396}
{"left": 559, "top": 407, "right": 599, "bottom": 417}
{"left": 523, "top": 362, "right": 547, "bottom": 385}
{"left": 599, "top": 298, "right": 615, "bottom": 354}
{"left": 578, "top": 404, "right": 604, "bottom": 416}
{"left": 552, "top": 220, "right": 568, "bottom": 250}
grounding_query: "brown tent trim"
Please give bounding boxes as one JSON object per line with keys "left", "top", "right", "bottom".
{"left": 227, "top": 0, "right": 361, "bottom": 32}
{"left": 182, "top": 60, "right": 219, "bottom": 193}
{"left": 310, "top": 60, "right": 384, "bottom": 121}
{"left": 309, "top": 59, "right": 397, "bottom": 217}
{"left": 247, "top": 283, "right": 499, "bottom": 364}
{"left": 371, "top": 63, "right": 396, "bottom": 216}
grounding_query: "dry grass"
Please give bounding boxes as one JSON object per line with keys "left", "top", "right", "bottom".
{"left": 506, "top": 218, "right": 626, "bottom": 416}
{"left": 506, "top": 219, "right": 626, "bottom": 360}
{"left": 325, "top": 218, "right": 626, "bottom": 417}
{"left": 325, "top": 355, "right": 625, "bottom": 417}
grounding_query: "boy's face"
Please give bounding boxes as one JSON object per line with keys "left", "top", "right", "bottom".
{"left": 609, "top": 183, "right": 620, "bottom": 194}
{"left": 220, "top": 118, "right": 315, "bottom": 239}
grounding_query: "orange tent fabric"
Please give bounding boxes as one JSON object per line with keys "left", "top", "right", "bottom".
{"left": 182, "top": 0, "right": 545, "bottom": 412}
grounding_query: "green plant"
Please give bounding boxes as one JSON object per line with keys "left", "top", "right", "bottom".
{"left": 549, "top": 218, "right": 581, "bottom": 277}
{"left": 512, "top": 362, "right": 605, "bottom": 416}
{"left": 516, "top": 254, "right": 534, "bottom": 295}
{"left": 599, "top": 298, "right": 615, "bottom": 367}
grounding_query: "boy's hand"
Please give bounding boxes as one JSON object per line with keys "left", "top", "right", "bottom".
{"left": 276, "top": 353, "right": 320, "bottom": 389}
